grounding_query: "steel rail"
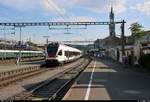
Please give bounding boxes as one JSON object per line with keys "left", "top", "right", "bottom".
{"left": 7, "top": 58, "right": 90, "bottom": 100}
{"left": 0, "top": 58, "right": 83, "bottom": 89}
{"left": 49, "top": 58, "right": 91, "bottom": 100}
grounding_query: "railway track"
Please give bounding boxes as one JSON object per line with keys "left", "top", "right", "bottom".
{"left": 0, "top": 58, "right": 84, "bottom": 89}
{"left": 0, "top": 67, "right": 50, "bottom": 88}
{"left": 7, "top": 57, "right": 91, "bottom": 100}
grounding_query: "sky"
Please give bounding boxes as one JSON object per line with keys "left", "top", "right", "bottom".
{"left": 0, "top": 0, "right": 150, "bottom": 44}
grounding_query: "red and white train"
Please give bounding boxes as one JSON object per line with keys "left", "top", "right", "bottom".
{"left": 45, "top": 42, "right": 82, "bottom": 64}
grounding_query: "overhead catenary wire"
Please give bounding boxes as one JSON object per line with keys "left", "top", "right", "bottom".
{"left": 45, "top": 0, "right": 73, "bottom": 33}
{"left": 45, "top": 0, "right": 66, "bottom": 21}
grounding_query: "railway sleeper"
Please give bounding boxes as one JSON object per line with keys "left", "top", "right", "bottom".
{"left": 0, "top": 67, "right": 40, "bottom": 81}
{"left": 7, "top": 58, "right": 91, "bottom": 100}
{"left": 0, "top": 69, "right": 46, "bottom": 88}
{"left": 49, "top": 60, "right": 91, "bottom": 100}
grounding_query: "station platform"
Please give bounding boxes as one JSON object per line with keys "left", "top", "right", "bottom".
{"left": 63, "top": 59, "right": 112, "bottom": 100}
{"left": 63, "top": 58, "right": 150, "bottom": 100}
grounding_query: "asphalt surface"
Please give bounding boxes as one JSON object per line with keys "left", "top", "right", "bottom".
{"left": 63, "top": 58, "right": 150, "bottom": 100}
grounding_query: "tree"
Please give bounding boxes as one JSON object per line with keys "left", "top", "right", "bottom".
{"left": 129, "top": 22, "right": 145, "bottom": 41}
{"left": 26, "top": 41, "right": 37, "bottom": 47}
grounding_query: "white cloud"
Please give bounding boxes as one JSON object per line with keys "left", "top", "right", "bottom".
{"left": 131, "top": 0, "right": 150, "bottom": 15}
{"left": 0, "top": 0, "right": 67, "bottom": 17}
{"left": 50, "top": 16, "right": 96, "bottom": 22}
{"left": 113, "top": 0, "right": 127, "bottom": 14}
{"left": 0, "top": 0, "right": 127, "bottom": 15}
{"left": 42, "top": 0, "right": 66, "bottom": 15}
{"left": 64, "top": 0, "right": 127, "bottom": 14}
{"left": 69, "top": 16, "right": 96, "bottom": 22}
{"left": 0, "top": 0, "right": 40, "bottom": 11}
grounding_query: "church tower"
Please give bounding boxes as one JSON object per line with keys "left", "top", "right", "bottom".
{"left": 109, "top": 6, "right": 116, "bottom": 37}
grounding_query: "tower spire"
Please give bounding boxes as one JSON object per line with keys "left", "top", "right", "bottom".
{"left": 111, "top": 5, "right": 113, "bottom": 13}
{"left": 110, "top": 2, "right": 114, "bottom": 16}
{"left": 109, "top": 2, "right": 116, "bottom": 37}
{"left": 110, "top": 0, "right": 113, "bottom": 12}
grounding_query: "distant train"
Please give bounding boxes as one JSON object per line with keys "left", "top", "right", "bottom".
{"left": 45, "top": 43, "right": 82, "bottom": 64}
{"left": 0, "top": 50, "right": 44, "bottom": 60}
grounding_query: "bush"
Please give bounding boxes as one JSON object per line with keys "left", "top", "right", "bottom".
{"left": 138, "top": 54, "right": 150, "bottom": 69}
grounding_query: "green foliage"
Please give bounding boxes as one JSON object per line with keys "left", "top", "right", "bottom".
{"left": 26, "top": 41, "right": 37, "bottom": 47}
{"left": 138, "top": 54, "right": 150, "bottom": 69}
{"left": 129, "top": 22, "right": 145, "bottom": 40}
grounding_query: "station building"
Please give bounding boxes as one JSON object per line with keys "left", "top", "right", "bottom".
{"left": 94, "top": 6, "right": 150, "bottom": 65}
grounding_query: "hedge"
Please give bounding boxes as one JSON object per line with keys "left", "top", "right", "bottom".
{"left": 138, "top": 54, "right": 150, "bottom": 69}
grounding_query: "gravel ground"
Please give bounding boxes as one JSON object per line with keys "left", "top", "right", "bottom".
{"left": 0, "top": 60, "right": 45, "bottom": 72}
{"left": 0, "top": 58, "right": 84, "bottom": 100}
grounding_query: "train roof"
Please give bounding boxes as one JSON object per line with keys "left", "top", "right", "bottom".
{"left": 60, "top": 44, "right": 81, "bottom": 52}
{"left": 48, "top": 42, "right": 82, "bottom": 52}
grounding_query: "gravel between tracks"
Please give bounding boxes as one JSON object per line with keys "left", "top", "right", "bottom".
{"left": 0, "top": 58, "right": 84, "bottom": 100}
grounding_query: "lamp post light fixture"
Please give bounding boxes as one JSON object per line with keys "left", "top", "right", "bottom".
{"left": 15, "top": 25, "right": 25, "bottom": 65}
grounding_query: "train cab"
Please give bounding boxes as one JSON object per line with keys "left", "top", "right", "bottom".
{"left": 45, "top": 42, "right": 82, "bottom": 65}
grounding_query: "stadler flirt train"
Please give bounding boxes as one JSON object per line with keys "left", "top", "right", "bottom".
{"left": 45, "top": 43, "right": 82, "bottom": 64}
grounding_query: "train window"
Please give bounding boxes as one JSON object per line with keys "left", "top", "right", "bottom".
{"left": 65, "top": 51, "right": 67, "bottom": 56}
{"left": 65, "top": 51, "right": 69, "bottom": 57}
{"left": 64, "top": 51, "right": 80, "bottom": 57}
{"left": 58, "top": 50, "right": 62, "bottom": 56}
{"left": 47, "top": 43, "right": 59, "bottom": 54}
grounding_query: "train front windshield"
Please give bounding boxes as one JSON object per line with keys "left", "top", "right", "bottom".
{"left": 47, "top": 43, "right": 59, "bottom": 57}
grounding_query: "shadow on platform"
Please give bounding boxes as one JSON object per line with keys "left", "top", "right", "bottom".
{"left": 74, "top": 58, "right": 150, "bottom": 100}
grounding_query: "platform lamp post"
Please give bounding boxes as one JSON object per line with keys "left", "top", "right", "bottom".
{"left": 43, "top": 36, "right": 50, "bottom": 59}
{"left": 16, "top": 26, "right": 25, "bottom": 65}
{"left": 121, "top": 19, "right": 126, "bottom": 63}
{"left": 4, "top": 26, "right": 6, "bottom": 60}
{"left": 11, "top": 27, "right": 16, "bottom": 50}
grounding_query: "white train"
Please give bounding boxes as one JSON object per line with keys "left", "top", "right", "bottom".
{"left": 45, "top": 43, "right": 82, "bottom": 64}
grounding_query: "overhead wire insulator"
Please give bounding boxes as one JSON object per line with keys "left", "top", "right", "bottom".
{"left": 64, "top": 25, "right": 72, "bottom": 34}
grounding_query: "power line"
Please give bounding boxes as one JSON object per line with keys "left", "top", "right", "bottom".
{"left": 46, "top": 0, "right": 66, "bottom": 21}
